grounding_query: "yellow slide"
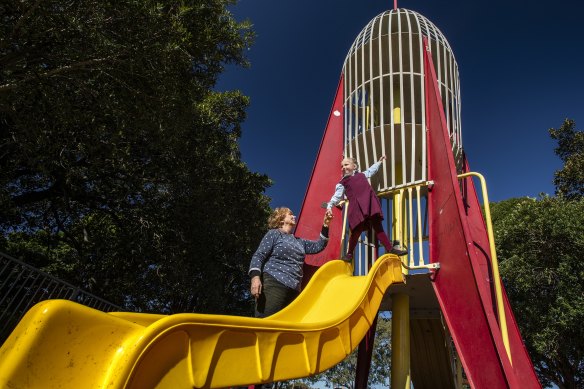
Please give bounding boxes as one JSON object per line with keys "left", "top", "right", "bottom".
{"left": 0, "top": 254, "right": 403, "bottom": 389}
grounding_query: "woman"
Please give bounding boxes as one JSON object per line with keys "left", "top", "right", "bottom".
{"left": 326, "top": 155, "right": 407, "bottom": 260}
{"left": 248, "top": 207, "right": 332, "bottom": 318}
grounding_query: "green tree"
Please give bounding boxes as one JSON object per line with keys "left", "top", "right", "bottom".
{"left": 0, "top": 0, "right": 271, "bottom": 314}
{"left": 272, "top": 381, "right": 314, "bottom": 389}
{"left": 549, "top": 119, "right": 584, "bottom": 200}
{"left": 492, "top": 196, "right": 584, "bottom": 389}
{"left": 303, "top": 316, "right": 392, "bottom": 388}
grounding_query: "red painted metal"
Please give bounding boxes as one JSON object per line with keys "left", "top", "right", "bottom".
{"left": 354, "top": 314, "right": 378, "bottom": 389}
{"left": 424, "top": 36, "right": 540, "bottom": 388}
{"left": 461, "top": 157, "right": 541, "bottom": 386}
{"left": 296, "top": 75, "right": 345, "bottom": 285}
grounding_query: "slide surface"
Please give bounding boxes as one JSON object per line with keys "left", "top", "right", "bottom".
{"left": 0, "top": 254, "right": 404, "bottom": 389}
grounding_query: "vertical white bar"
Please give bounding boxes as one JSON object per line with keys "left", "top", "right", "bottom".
{"left": 353, "top": 34, "right": 360, "bottom": 164}
{"left": 360, "top": 20, "right": 371, "bottom": 268}
{"left": 408, "top": 187, "right": 414, "bottom": 267}
{"left": 448, "top": 48, "right": 454, "bottom": 143}
{"left": 443, "top": 44, "right": 451, "bottom": 135}
{"left": 369, "top": 16, "right": 378, "bottom": 168}
{"left": 364, "top": 227, "right": 370, "bottom": 273}
{"left": 379, "top": 12, "right": 388, "bottom": 190}
{"left": 350, "top": 46, "right": 356, "bottom": 159}
{"left": 419, "top": 16, "right": 427, "bottom": 182}
{"left": 406, "top": 11, "right": 416, "bottom": 183}
{"left": 398, "top": 189, "right": 405, "bottom": 252}
{"left": 385, "top": 197, "right": 391, "bottom": 248}
{"left": 355, "top": 234, "right": 360, "bottom": 275}
{"left": 453, "top": 58, "right": 462, "bottom": 147}
{"left": 346, "top": 57, "right": 352, "bottom": 158}
{"left": 416, "top": 186, "right": 424, "bottom": 266}
{"left": 450, "top": 57, "right": 455, "bottom": 145}
{"left": 456, "top": 61, "right": 461, "bottom": 146}
{"left": 388, "top": 11, "right": 395, "bottom": 188}
{"left": 433, "top": 24, "right": 443, "bottom": 106}
{"left": 397, "top": 10, "right": 406, "bottom": 186}
{"left": 451, "top": 53, "right": 456, "bottom": 145}
{"left": 360, "top": 24, "right": 370, "bottom": 170}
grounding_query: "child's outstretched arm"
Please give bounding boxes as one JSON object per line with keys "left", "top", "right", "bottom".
{"left": 364, "top": 155, "right": 386, "bottom": 178}
{"left": 326, "top": 183, "right": 345, "bottom": 217}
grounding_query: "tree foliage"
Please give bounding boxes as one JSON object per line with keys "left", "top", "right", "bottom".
{"left": 492, "top": 118, "right": 584, "bottom": 388}
{"left": 492, "top": 196, "right": 584, "bottom": 389}
{"left": 302, "top": 316, "right": 392, "bottom": 388}
{"left": 549, "top": 119, "right": 584, "bottom": 200}
{"left": 0, "top": 0, "right": 271, "bottom": 314}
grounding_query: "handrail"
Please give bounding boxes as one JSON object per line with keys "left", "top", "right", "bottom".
{"left": 378, "top": 181, "right": 432, "bottom": 270}
{"left": 376, "top": 179, "right": 434, "bottom": 198}
{"left": 457, "top": 172, "right": 511, "bottom": 364}
{"left": 340, "top": 200, "right": 350, "bottom": 261}
{"left": 0, "top": 251, "right": 122, "bottom": 346}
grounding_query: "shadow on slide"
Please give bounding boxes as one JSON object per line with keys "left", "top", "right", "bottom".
{"left": 0, "top": 254, "right": 404, "bottom": 389}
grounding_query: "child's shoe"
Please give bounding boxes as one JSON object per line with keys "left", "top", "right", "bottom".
{"left": 389, "top": 240, "right": 408, "bottom": 256}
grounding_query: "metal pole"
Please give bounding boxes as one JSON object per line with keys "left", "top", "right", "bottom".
{"left": 391, "top": 293, "right": 410, "bottom": 389}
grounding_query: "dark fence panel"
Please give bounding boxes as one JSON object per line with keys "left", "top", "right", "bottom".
{"left": 0, "top": 251, "right": 122, "bottom": 345}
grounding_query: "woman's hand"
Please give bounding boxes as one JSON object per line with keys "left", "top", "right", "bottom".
{"left": 251, "top": 276, "right": 262, "bottom": 299}
{"left": 325, "top": 208, "right": 333, "bottom": 220}
{"left": 323, "top": 211, "right": 333, "bottom": 227}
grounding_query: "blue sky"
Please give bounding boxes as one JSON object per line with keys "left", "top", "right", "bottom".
{"left": 218, "top": 0, "right": 584, "bottom": 213}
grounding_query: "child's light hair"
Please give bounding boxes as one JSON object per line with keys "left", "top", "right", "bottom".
{"left": 268, "top": 207, "right": 292, "bottom": 229}
{"left": 342, "top": 156, "right": 359, "bottom": 171}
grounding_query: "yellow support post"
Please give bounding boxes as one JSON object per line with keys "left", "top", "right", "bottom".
{"left": 391, "top": 293, "right": 411, "bottom": 389}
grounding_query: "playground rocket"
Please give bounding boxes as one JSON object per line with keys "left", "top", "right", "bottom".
{"left": 296, "top": 7, "right": 542, "bottom": 389}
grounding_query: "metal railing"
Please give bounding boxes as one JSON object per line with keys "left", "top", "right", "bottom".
{"left": 380, "top": 181, "right": 432, "bottom": 271}
{"left": 350, "top": 172, "right": 512, "bottom": 363}
{"left": 457, "top": 172, "right": 511, "bottom": 363}
{"left": 0, "top": 251, "right": 122, "bottom": 345}
{"left": 338, "top": 180, "right": 433, "bottom": 275}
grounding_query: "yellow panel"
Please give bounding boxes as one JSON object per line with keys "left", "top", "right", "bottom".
{"left": 0, "top": 299, "right": 143, "bottom": 389}
{"left": 128, "top": 331, "right": 192, "bottom": 388}
{"left": 393, "top": 107, "right": 401, "bottom": 124}
{"left": 0, "top": 254, "right": 404, "bottom": 388}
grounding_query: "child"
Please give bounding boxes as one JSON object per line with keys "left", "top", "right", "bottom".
{"left": 326, "top": 155, "right": 407, "bottom": 260}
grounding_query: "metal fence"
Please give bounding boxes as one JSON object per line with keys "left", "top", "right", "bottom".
{"left": 0, "top": 251, "right": 122, "bottom": 345}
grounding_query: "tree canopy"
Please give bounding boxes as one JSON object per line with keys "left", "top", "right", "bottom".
{"left": 492, "top": 196, "right": 584, "bottom": 389}
{"left": 549, "top": 119, "right": 584, "bottom": 200}
{"left": 492, "top": 119, "right": 584, "bottom": 388}
{"left": 0, "top": 0, "right": 271, "bottom": 314}
{"left": 302, "top": 316, "right": 392, "bottom": 388}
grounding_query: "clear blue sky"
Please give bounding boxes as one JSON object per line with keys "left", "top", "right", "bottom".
{"left": 218, "top": 0, "right": 584, "bottom": 213}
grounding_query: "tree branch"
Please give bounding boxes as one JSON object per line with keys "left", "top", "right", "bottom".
{"left": 0, "top": 56, "right": 115, "bottom": 93}
{"left": 12, "top": 0, "right": 44, "bottom": 38}
{"left": 11, "top": 187, "right": 58, "bottom": 207}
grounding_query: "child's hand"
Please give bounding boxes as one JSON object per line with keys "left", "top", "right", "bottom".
{"left": 322, "top": 209, "right": 333, "bottom": 227}
{"left": 378, "top": 155, "right": 386, "bottom": 162}
{"left": 323, "top": 211, "right": 333, "bottom": 227}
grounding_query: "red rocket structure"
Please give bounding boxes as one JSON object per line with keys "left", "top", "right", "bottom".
{"left": 295, "top": 8, "right": 541, "bottom": 389}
